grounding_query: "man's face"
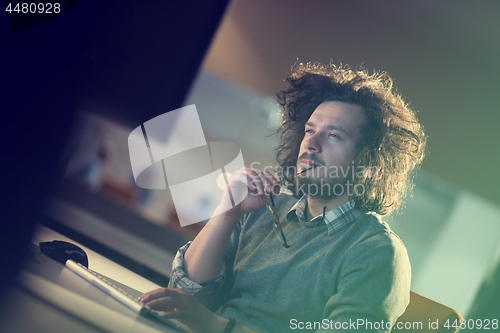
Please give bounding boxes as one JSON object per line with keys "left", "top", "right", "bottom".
{"left": 296, "top": 101, "right": 366, "bottom": 198}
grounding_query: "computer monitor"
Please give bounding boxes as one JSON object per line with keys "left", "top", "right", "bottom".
{"left": 2, "top": 0, "right": 230, "bottom": 290}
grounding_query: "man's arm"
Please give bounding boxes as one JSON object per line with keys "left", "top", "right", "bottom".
{"left": 182, "top": 209, "right": 242, "bottom": 284}
{"left": 183, "top": 167, "right": 280, "bottom": 284}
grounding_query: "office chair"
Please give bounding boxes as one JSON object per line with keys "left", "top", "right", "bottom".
{"left": 395, "top": 291, "right": 463, "bottom": 332}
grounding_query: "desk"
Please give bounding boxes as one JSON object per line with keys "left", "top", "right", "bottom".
{"left": 0, "top": 225, "right": 188, "bottom": 333}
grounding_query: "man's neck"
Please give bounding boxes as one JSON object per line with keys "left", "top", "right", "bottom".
{"left": 306, "top": 194, "right": 349, "bottom": 221}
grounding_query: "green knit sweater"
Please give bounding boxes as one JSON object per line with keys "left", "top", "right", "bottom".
{"left": 169, "top": 194, "right": 411, "bottom": 332}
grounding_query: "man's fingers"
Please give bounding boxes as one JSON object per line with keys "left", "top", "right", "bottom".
{"left": 261, "top": 170, "right": 281, "bottom": 194}
{"left": 227, "top": 167, "right": 282, "bottom": 206}
{"left": 245, "top": 169, "right": 271, "bottom": 194}
{"left": 232, "top": 169, "right": 265, "bottom": 195}
{"left": 261, "top": 170, "right": 279, "bottom": 185}
{"left": 145, "top": 296, "right": 184, "bottom": 311}
{"left": 256, "top": 173, "right": 272, "bottom": 193}
{"left": 142, "top": 288, "right": 191, "bottom": 310}
{"left": 139, "top": 288, "right": 168, "bottom": 303}
{"left": 229, "top": 172, "right": 261, "bottom": 196}
{"left": 248, "top": 178, "right": 264, "bottom": 195}
{"left": 139, "top": 287, "right": 217, "bottom": 333}
{"left": 139, "top": 288, "right": 185, "bottom": 304}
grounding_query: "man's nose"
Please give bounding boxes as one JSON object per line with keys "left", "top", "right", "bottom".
{"left": 304, "top": 132, "right": 322, "bottom": 152}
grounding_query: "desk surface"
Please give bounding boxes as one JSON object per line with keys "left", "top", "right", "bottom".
{"left": 0, "top": 225, "right": 188, "bottom": 333}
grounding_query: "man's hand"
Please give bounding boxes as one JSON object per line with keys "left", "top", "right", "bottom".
{"left": 218, "top": 167, "right": 281, "bottom": 219}
{"left": 139, "top": 288, "right": 259, "bottom": 333}
{"left": 138, "top": 288, "right": 225, "bottom": 333}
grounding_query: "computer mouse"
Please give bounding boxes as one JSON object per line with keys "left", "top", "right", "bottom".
{"left": 39, "top": 240, "right": 89, "bottom": 268}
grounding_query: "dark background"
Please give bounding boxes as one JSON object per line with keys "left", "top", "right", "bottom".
{"left": 1, "top": 0, "right": 229, "bottom": 294}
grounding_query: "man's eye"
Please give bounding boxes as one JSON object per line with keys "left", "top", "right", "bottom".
{"left": 305, "top": 129, "right": 314, "bottom": 134}
{"left": 329, "top": 133, "right": 341, "bottom": 139}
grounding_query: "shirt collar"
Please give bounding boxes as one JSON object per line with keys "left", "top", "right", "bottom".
{"left": 285, "top": 195, "right": 362, "bottom": 235}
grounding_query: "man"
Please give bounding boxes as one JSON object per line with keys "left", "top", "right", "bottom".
{"left": 139, "top": 62, "right": 426, "bottom": 333}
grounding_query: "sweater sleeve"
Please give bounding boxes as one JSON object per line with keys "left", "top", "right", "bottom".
{"left": 317, "top": 231, "right": 411, "bottom": 332}
{"left": 168, "top": 217, "right": 242, "bottom": 312}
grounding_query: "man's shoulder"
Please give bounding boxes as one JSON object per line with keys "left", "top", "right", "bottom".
{"left": 360, "top": 214, "right": 404, "bottom": 242}
{"left": 347, "top": 213, "right": 408, "bottom": 259}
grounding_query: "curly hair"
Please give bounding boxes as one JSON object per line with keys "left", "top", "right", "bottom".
{"left": 275, "top": 62, "right": 426, "bottom": 216}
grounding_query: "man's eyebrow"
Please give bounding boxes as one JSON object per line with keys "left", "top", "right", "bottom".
{"left": 306, "top": 122, "right": 349, "bottom": 136}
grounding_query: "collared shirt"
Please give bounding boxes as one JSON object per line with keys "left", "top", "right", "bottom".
{"left": 283, "top": 194, "right": 363, "bottom": 235}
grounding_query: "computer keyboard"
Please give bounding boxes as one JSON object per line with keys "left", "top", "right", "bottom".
{"left": 66, "top": 260, "right": 189, "bottom": 333}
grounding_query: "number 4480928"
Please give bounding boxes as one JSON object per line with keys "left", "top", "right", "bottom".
{"left": 444, "top": 318, "right": 498, "bottom": 330}
{"left": 5, "top": 3, "right": 61, "bottom": 14}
